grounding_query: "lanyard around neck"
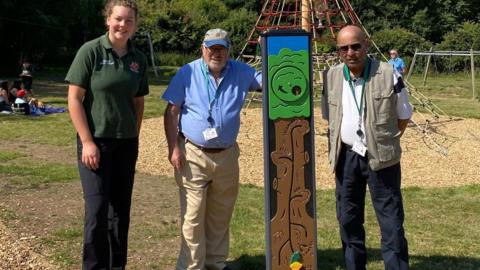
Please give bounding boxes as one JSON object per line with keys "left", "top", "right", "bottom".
{"left": 201, "top": 61, "right": 223, "bottom": 108}
{"left": 343, "top": 58, "right": 371, "bottom": 116}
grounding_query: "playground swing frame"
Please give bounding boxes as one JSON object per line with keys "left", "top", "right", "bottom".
{"left": 406, "top": 48, "right": 480, "bottom": 100}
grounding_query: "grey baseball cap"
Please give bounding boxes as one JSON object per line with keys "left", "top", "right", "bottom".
{"left": 203, "top": 28, "right": 230, "bottom": 49}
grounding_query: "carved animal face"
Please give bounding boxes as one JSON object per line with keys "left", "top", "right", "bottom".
{"left": 271, "top": 66, "right": 307, "bottom": 103}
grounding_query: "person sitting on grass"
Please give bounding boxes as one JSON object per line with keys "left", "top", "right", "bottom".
{"left": 0, "top": 80, "right": 12, "bottom": 113}
{"left": 8, "top": 79, "right": 22, "bottom": 101}
{"left": 13, "top": 89, "right": 30, "bottom": 115}
{"left": 28, "top": 98, "right": 45, "bottom": 115}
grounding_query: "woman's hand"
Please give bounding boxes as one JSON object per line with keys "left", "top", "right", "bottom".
{"left": 81, "top": 141, "right": 100, "bottom": 170}
{"left": 68, "top": 85, "right": 99, "bottom": 170}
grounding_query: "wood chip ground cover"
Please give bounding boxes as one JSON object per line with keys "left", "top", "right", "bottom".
{"left": 137, "top": 108, "right": 480, "bottom": 189}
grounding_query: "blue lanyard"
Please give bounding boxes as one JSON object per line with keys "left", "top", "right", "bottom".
{"left": 201, "top": 61, "right": 223, "bottom": 107}
{"left": 201, "top": 61, "right": 223, "bottom": 126}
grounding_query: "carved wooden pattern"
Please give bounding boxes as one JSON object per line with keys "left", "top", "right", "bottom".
{"left": 270, "top": 119, "right": 315, "bottom": 270}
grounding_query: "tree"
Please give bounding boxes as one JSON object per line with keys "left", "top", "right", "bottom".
{"left": 0, "top": 0, "right": 105, "bottom": 69}
{"left": 222, "top": 0, "right": 260, "bottom": 11}
{"left": 372, "top": 28, "right": 432, "bottom": 57}
{"left": 439, "top": 22, "right": 480, "bottom": 50}
{"left": 219, "top": 8, "right": 257, "bottom": 56}
{"left": 437, "top": 22, "right": 480, "bottom": 71}
{"left": 1, "top": 0, "right": 480, "bottom": 69}
{"left": 351, "top": 0, "right": 480, "bottom": 44}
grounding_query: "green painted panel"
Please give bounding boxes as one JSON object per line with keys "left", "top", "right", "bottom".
{"left": 268, "top": 48, "right": 310, "bottom": 120}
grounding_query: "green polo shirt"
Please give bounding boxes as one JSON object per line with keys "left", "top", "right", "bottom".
{"left": 65, "top": 33, "right": 149, "bottom": 139}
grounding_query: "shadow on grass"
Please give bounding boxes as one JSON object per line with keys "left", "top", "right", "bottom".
{"left": 410, "top": 255, "right": 480, "bottom": 270}
{"left": 0, "top": 113, "right": 60, "bottom": 122}
{"left": 229, "top": 248, "right": 480, "bottom": 270}
{"left": 228, "top": 248, "right": 343, "bottom": 270}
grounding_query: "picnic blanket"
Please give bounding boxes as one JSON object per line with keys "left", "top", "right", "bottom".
{"left": 30, "top": 105, "right": 66, "bottom": 115}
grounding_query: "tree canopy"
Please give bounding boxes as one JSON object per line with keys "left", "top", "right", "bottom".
{"left": 0, "top": 0, "right": 479, "bottom": 70}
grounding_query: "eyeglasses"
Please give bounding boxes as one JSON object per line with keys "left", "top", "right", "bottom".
{"left": 338, "top": 43, "right": 362, "bottom": 53}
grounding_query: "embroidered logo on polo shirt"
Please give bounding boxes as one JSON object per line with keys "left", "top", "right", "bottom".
{"left": 129, "top": 61, "right": 139, "bottom": 73}
{"left": 100, "top": 59, "right": 115, "bottom": 65}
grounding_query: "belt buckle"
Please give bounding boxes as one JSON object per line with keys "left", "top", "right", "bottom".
{"left": 180, "top": 132, "right": 227, "bottom": 153}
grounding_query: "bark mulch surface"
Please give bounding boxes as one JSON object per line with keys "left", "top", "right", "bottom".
{"left": 0, "top": 215, "right": 59, "bottom": 270}
{"left": 137, "top": 108, "right": 480, "bottom": 189}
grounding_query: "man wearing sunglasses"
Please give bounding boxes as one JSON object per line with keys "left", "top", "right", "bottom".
{"left": 323, "top": 25, "right": 412, "bottom": 270}
{"left": 388, "top": 49, "right": 407, "bottom": 76}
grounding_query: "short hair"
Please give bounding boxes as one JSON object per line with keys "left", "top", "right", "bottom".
{"left": 103, "top": 0, "right": 139, "bottom": 20}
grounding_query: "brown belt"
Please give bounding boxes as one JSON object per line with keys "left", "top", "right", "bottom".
{"left": 179, "top": 132, "right": 227, "bottom": 153}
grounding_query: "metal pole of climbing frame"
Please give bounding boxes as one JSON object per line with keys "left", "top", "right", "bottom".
{"left": 471, "top": 48, "right": 476, "bottom": 100}
{"left": 422, "top": 47, "right": 433, "bottom": 86}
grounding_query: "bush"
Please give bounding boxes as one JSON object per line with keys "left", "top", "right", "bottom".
{"left": 436, "top": 22, "right": 480, "bottom": 72}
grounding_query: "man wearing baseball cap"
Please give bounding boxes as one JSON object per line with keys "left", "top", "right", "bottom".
{"left": 162, "top": 28, "right": 262, "bottom": 270}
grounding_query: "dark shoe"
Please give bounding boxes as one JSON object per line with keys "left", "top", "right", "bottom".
{"left": 222, "top": 267, "right": 232, "bottom": 270}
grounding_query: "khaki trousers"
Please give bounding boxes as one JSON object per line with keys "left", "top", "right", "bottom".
{"left": 175, "top": 139, "right": 240, "bottom": 270}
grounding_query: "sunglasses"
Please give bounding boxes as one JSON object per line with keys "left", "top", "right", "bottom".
{"left": 338, "top": 43, "right": 362, "bottom": 53}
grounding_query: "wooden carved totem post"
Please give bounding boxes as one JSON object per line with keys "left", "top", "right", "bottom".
{"left": 262, "top": 30, "right": 317, "bottom": 270}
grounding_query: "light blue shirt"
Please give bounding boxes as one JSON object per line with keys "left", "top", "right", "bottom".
{"left": 388, "top": 57, "right": 405, "bottom": 75}
{"left": 162, "top": 58, "right": 262, "bottom": 148}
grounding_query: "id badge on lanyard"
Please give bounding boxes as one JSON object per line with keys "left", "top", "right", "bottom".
{"left": 202, "top": 61, "right": 219, "bottom": 141}
{"left": 203, "top": 127, "right": 218, "bottom": 141}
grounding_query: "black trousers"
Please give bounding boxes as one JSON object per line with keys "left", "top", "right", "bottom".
{"left": 335, "top": 144, "right": 409, "bottom": 270}
{"left": 77, "top": 137, "right": 139, "bottom": 270}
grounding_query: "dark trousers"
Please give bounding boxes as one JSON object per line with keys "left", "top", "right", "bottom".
{"left": 335, "top": 144, "right": 409, "bottom": 270}
{"left": 77, "top": 137, "right": 139, "bottom": 270}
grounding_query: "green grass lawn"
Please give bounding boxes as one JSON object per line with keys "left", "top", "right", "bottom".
{"left": 407, "top": 73, "right": 480, "bottom": 118}
{"left": 0, "top": 70, "right": 479, "bottom": 269}
{"left": 230, "top": 185, "right": 480, "bottom": 270}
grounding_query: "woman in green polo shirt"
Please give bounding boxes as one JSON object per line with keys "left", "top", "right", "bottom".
{"left": 65, "top": 1, "right": 148, "bottom": 269}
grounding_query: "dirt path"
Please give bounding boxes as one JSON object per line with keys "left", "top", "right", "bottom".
{"left": 0, "top": 141, "right": 76, "bottom": 166}
{"left": 0, "top": 173, "right": 180, "bottom": 270}
{"left": 0, "top": 143, "right": 75, "bottom": 269}
{"left": 0, "top": 219, "right": 58, "bottom": 270}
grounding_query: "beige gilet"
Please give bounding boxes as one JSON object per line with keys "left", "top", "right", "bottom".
{"left": 325, "top": 59, "right": 402, "bottom": 171}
